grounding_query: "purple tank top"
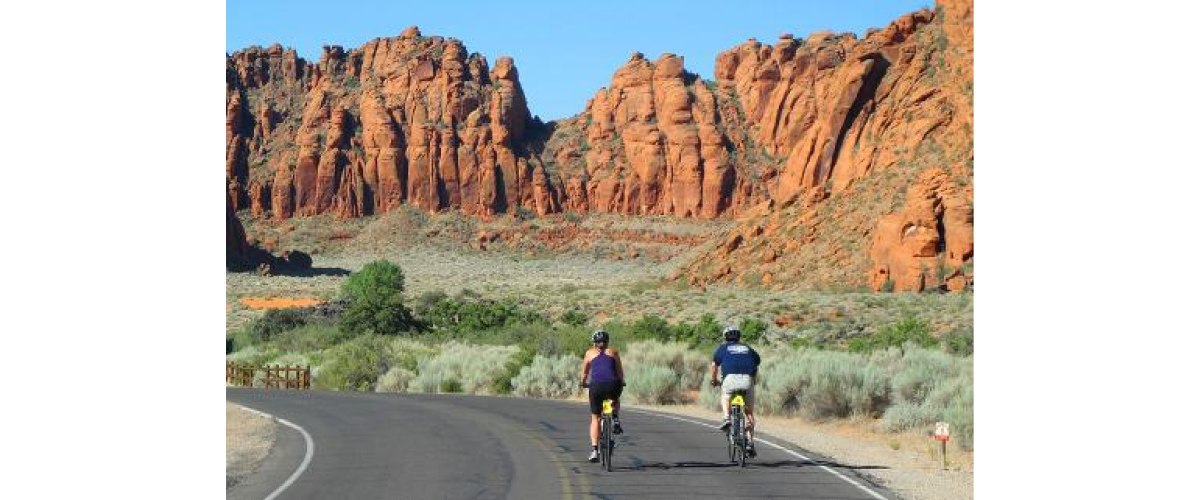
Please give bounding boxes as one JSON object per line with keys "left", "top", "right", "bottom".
{"left": 589, "top": 350, "right": 618, "bottom": 383}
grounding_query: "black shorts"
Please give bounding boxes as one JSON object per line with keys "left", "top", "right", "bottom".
{"left": 588, "top": 380, "right": 623, "bottom": 415}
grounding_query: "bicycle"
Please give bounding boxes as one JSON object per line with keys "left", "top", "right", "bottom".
{"left": 726, "top": 390, "right": 751, "bottom": 467}
{"left": 599, "top": 398, "right": 616, "bottom": 471}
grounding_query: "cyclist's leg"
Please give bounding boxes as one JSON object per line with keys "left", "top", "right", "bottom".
{"left": 611, "top": 382, "right": 625, "bottom": 433}
{"left": 744, "top": 384, "right": 757, "bottom": 452}
{"left": 588, "top": 385, "right": 603, "bottom": 447}
{"left": 719, "top": 377, "right": 731, "bottom": 419}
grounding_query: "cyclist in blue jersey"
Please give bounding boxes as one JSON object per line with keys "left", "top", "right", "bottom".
{"left": 580, "top": 330, "right": 625, "bottom": 462}
{"left": 710, "top": 325, "right": 761, "bottom": 457}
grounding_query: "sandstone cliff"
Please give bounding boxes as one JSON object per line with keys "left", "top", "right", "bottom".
{"left": 674, "top": 0, "right": 973, "bottom": 291}
{"left": 226, "top": 0, "right": 974, "bottom": 291}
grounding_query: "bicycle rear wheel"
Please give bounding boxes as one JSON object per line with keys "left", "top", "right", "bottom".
{"left": 735, "top": 408, "right": 747, "bottom": 467}
{"left": 601, "top": 416, "right": 613, "bottom": 472}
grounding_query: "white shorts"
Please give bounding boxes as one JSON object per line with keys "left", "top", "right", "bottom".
{"left": 721, "top": 374, "right": 754, "bottom": 407}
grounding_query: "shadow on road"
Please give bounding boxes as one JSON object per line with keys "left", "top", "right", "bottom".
{"left": 613, "top": 459, "right": 889, "bottom": 472}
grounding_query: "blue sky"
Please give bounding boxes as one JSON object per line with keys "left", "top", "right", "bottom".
{"left": 228, "top": 1, "right": 928, "bottom": 120}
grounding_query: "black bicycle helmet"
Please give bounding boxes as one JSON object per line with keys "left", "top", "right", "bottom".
{"left": 723, "top": 325, "right": 741, "bottom": 342}
{"left": 591, "top": 330, "right": 610, "bottom": 344}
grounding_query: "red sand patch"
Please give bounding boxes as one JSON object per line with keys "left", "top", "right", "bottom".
{"left": 239, "top": 298, "right": 324, "bottom": 310}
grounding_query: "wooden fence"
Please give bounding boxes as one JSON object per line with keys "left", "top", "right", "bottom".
{"left": 226, "top": 361, "right": 311, "bottom": 390}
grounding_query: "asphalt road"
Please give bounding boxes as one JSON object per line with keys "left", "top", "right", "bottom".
{"left": 227, "top": 388, "right": 895, "bottom": 500}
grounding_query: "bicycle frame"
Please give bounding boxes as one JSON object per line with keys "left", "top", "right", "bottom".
{"left": 728, "top": 392, "right": 749, "bottom": 467}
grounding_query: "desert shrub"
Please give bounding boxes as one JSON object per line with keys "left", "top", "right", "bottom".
{"left": 375, "top": 366, "right": 415, "bottom": 393}
{"left": 942, "top": 385, "right": 974, "bottom": 450}
{"left": 943, "top": 329, "right": 974, "bottom": 356}
{"left": 891, "top": 348, "right": 960, "bottom": 404}
{"left": 621, "top": 341, "right": 709, "bottom": 392}
{"left": 409, "top": 342, "right": 518, "bottom": 395}
{"left": 493, "top": 347, "right": 536, "bottom": 394}
{"left": 228, "top": 327, "right": 255, "bottom": 353}
{"left": 881, "top": 402, "right": 939, "bottom": 432}
{"left": 268, "top": 324, "right": 348, "bottom": 352}
{"left": 227, "top": 345, "right": 277, "bottom": 369}
{"left": 411, "top": 290, "right": 449, "bottom": 321}
{"left": 426, "top": 321, "right": 590, "bottom": 358}
{"left": 416, "top": 292, "right": 546, "bottom": 333}
{"left": 848, "top": 316, "right": 937, "bottom": 353}
{"left": 250, "top": 308, "right": 309, "bottom": 343}
{"left": 756, "top": 348, "right": 891, "bottom": 419}
{"left": 267, "top": 352, "right": 312, "bottom": 367}
{"left": 800, "top": 357, "right": 891, "bottom": 419}
{"left": 624, "top": 365, "right": 682, "bottom": 404}
{"left": 340, "top": 260, "right": 417, "bottom": 336}
{"left": 697, "top": 377, "right": 723, "bottom": 411}
{"left": 315, "top": 335, "right": 388, "bottom": 391}
{"left": 606, "top": 313, "right": 723, "bottom": 348}
{"left": 513, "top": 205, "right": 536, "bottom": 221}
{"left": 512, "top": 355, "right": 580, "bottom": 399}
{"left": 384, "top": 338, "right": 440, "bottom": 373}
{"left": 560, "top": 309, "right": 589, "bottom": 327}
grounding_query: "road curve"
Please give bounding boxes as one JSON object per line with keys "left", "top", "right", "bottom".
{"left": 226, "top": 388, "right": 896, "bottom": 500}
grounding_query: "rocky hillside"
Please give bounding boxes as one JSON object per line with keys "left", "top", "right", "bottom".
{"left": 674, "top": 0, "right": 973, "bottom": 292}
{"left": 226, "top": 0, "right": 974, "bottom": 292}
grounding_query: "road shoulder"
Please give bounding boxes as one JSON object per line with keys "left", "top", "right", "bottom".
{"left": 628, "top": 403, "right": 974, "bottom": 500}
{"left": 226, "top": 402, "right": 307, "bottom": 500}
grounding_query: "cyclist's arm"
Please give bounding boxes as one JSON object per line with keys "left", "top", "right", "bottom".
{"left": 580, "top": 350, "right": 593, "bottom": 386}
{"left": 710, "top": 346, "right": 722, "bottom": 385}
{"left": 612, "top": 350, "right": 625, "bottom": 382}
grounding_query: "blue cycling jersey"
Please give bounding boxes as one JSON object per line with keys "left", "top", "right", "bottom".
{"left": 712, "top": 342, "right": 760, "bottom": 377}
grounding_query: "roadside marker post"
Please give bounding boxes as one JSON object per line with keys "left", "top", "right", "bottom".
{"left": 933, "top": 422, "right": 950, "bottom": 470}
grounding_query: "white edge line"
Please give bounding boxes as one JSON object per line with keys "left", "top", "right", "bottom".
{"left": 626, "top": 408, "right": 889, "bottom": 500}
{"left": 236, "top": 405, "right": 315, "bottom": 500}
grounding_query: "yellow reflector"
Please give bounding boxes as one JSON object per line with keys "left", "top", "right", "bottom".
{"left": 731, "top": 395, "right": 745, "bottom": 406}
{"left": 602, "top": 399, "right": 613, "bottom": 414}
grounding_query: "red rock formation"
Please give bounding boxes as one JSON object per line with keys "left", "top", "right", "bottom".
{"left": 869, "top": 168, "right": 973, "bottom": 292}
{"left": 227, "top": 1, "right": 974, "bottom": 292}
{"left": 674, "top": 0, "right": 974, "bottom": 291}
{"left": 228, "top": 27, "right": 546, "bottom": 221}
{"left": 540, "top": 52, "right": 766, "bottom": 218}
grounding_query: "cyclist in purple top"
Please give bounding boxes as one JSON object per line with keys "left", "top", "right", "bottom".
{"left": 580, "top": 330, "right": 625, "bottom": 462}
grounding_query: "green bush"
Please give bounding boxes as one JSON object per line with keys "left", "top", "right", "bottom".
{"left": 340, "top": 260, "right": 416, "bottom": 336}
{"left": 943, "top": 329, "right": 974, "bottom": 356}
{"left": 409, "top": 342, "right": 518, "bottom": 395}
{"left": 560, "top": 309, "right": 589, "bottom": 327}
{"left": 512, "top": 355, "right": 581, "bottom": 399}
{"left": 738, "top": 318, "right": 769, "bottom": 342}
{"left": 848, "top": 316, "right": 937, "bottom": 353}
{"left": 416, "top": 292, "right": 546, "bottom": 333}
{"left": 268, "top": 324, "right": 348, "bottom": 353}
{"left": 250, "top": 308, "right": 309, "bottom": 343}
{"left": 493, "top": 347, "right": 536, "bottom": 394}
{"left": 606, "top": 313, "right": 723, "bottom": 349}
{"left": 315, "top": 335, "right": 388, "bottom": 391}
